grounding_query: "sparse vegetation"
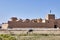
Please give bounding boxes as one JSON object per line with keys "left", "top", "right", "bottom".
{"left": 19, "top": 33, "right": 60, "bottom": 36}
{"left": 0, "top": 34, "right": 16, "bottom": 40}
{"left": 0, "top": 34, "right": 60, "bottom": 40}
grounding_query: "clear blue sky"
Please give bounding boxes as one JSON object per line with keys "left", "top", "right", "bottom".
{"left": 0, "top": 0, "right": 60, "bottom": 23}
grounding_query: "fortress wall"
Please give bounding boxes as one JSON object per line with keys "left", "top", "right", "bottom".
{"left": 8, "top": 21, "right": 47, "bottom": 28}
{"left": 4, "top": 14, "right": 60, "bottom": 29}
{"left": 42, "top": 19, "right": 56, "bottom": 28}
{"left": 56, "top": 19, "right": 60, "bottom": 28}
{"left": 8, "top": 20, "right": 55, "bottom": 28}
{"left": 46, "top": 21, "right": 54, "bottom": 28}
{"left": 8, "top": 19, "right": 60, "bottom": 28}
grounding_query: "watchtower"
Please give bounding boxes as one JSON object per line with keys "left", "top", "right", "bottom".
{"left": 46, "top": 10, "right": 55, "bottom": 20}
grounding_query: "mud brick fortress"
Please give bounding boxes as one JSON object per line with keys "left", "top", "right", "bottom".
{"left": 1, "top": 13, "right": 60, "bottom": 29}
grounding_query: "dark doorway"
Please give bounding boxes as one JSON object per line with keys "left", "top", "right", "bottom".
{"left": 54, "top": 25, "right": 57, "bottom": 28}
{"left": 0, "top": 26, "right": 1, "bottom": 29}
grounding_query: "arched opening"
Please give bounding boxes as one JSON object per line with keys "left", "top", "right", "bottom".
{"left": 54, "top": 25, "right": 57, "bottom": 28}
{"left": 0, "top": 26, "right": 1, "bottom": 29}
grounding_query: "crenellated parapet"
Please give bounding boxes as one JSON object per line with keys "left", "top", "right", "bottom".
{"left": 9, "top": 17, "right": 43, "bottom": 23}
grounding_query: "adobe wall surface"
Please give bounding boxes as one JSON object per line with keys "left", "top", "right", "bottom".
{"left": 8, "top": 21, "right": 47, "bottom": 28}
{"left": 55, "top": 19, "right": 60, "bottom": 28}
{"left": 8, "top": 19, "right": 55, "bottom": 28}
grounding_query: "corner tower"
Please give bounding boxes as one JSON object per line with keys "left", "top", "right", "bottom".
{"left": 46, "top": 10, "right": 55, "bottom": 20}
